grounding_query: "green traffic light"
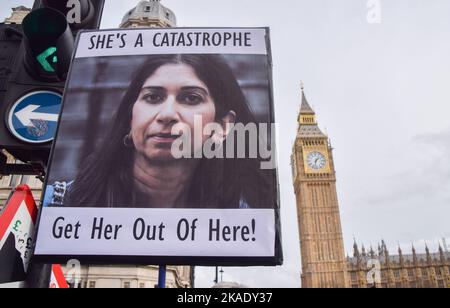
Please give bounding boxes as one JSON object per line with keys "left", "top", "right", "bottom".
{"left": 36, "top": 47, "right": 57, "bottom": 73}
{"left": 22, "top": 7, "right": 74, "bottom": 81}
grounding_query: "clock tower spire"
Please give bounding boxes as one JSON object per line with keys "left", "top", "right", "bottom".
{"left": 298, "top": 83, "right": 317, "bottom": 125}
{"left": 291, "top": 85, "right": 349, "bottom": 288}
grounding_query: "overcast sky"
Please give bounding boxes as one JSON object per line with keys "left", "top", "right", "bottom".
{"left": 2, "top": 0, "right": 450, "bottom": 288}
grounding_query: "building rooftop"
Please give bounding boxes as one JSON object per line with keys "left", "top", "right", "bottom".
{"left": 121, "top": 0, "right": 177, "bottom": 27}
{"left": 348, "top": 241, "right": 450, "bottom": 266}
{"left": 300, "top": 91, "right": 315, "bottom": 115}
{"left": 348, "top": 251, "right": 450, "bottom": 266}
{"left": 297, "top": 87, "right": 327, "bottom": 138}
{"left": 12, "top": 6, "right": 31, "bottom": 12}
{"left": 298, "top": 125, "right": 327, "bottom": 138}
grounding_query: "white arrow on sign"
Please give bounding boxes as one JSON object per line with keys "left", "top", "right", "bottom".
{"left": 15, "top": 105, "right": 59, "bottom": 128}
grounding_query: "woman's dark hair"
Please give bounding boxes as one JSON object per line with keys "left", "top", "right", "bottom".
{"left": 65, "top": 54, "right": 276, "bottom": 209}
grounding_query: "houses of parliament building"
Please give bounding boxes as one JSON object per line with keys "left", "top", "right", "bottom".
{"left": 348, "top": 240, "right": 449, "bottom": 288}
{"left": 292, "top": 86, "right": 450, "bottom": 288}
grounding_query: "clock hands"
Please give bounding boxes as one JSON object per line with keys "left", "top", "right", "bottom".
{"left": 307, "top": 152, "right": 326, "bottom": 170}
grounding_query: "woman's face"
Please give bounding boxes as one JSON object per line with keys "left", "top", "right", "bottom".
{"left": 131, "top": 63, "right": 216, "bottom": 161}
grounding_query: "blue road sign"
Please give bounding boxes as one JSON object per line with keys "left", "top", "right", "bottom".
{"left": 7, "top": 91, "right": 62, "bottom": 144}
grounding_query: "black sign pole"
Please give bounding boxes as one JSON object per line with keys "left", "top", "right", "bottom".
{"left": 25, "top": 161, "right": 51, "bottom": 288}
{"left": 214, "top": 266, "right": 219, "bottom": 284}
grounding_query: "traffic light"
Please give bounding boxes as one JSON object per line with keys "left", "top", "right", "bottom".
{"left": 0, "top": 0, "right": 104, "bottom": 174}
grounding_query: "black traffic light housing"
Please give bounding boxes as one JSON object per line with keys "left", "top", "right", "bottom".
{"left": 0, "top": 24, "right": 22, "bottom": 115}
{"left": 22, "top": 7, "right": 75, "bottom": 81}
{"left": 21, "top": 0, "right": 105, "bottom": 82}
{"left": 0, "top": 0, "right": 104, "bottom": 175}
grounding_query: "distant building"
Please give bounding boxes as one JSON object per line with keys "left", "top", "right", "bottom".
{"left": 120, "top": 0, "right": 177, "bottom": 28}
{"left": 348, "top": 241, "right": 450, "bottom": 288}
{"left": 0, "top": 152, "right": 42, "bottom": 208}
{"left": 64, "top": 265, "right": 191, "bottom": 289}
{"left": 4, "top": 6, "right": 30, "bottom": 24}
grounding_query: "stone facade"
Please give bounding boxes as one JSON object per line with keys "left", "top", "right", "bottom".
{"left": 3, "top": 6, "right": 30, "bottom": 24}
{"left": 291, "top": 87, "right": 349, "bottom": 288}
{"left": 347, "top": 241, "right": 450, "bottom": 288}
{"left": 64, "top": 265, "right": 191, "bottom": 288}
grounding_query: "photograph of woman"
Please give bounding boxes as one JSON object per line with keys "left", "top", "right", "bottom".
{"left": 44, "top": 54, "right": 277, "bottom": 209}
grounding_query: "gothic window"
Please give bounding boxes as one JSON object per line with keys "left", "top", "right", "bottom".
{"left": 145, "top": 6, "right": 151, "bottom": 12}
{"left": 409, "top": 281, "right": 417, "bottom": 288}
{"left": 351, "top": 272, "right": 357, "bottom": 281}
{"left": 436, "top": 267, "right": 442, "bottom": 277}
{"left": 312, "top": 186, "right": 318, "bottom": 208}
{"left": 395, "top": 282, "right": 402, "bottom": 288}
{"left": 437, "top": 280, "right": 445, "bottom": 288}
{"left": 123, "top": 281, "right": 131, "bottom": 288}
{"left": 319, "top": 242, "right": 324, "bottom": 260}
{"left": 8, "top": 174, "right": 33, "bottom": 188}
{"left": 394, "top": 270, "right": 400, "bottom": 278}
{"left": 328, "top": 241, "right": 334, "bottom": 260}
{"left": 421, "top": 268, "right": 428, "bottom": 276}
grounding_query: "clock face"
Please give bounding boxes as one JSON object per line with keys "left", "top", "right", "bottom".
{"left": 307, "top": 152, "right": 326, "bottom": 170}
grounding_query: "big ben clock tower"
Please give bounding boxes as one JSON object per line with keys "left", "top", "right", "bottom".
{"left": 292, "top": 85, "right": 349, "bottom": 288}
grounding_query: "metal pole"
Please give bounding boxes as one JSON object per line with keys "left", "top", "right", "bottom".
{"left": 25, "top": 262, "right": 52, "bottom": 288}
{"left": 214, "top": 266, "right": 219, "bottom": 284}
{"left": 26, "top": 162, "right": 51, "bottom": 288}
{"left": 158, "top": 265, "right": 166, "bottom": 288}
